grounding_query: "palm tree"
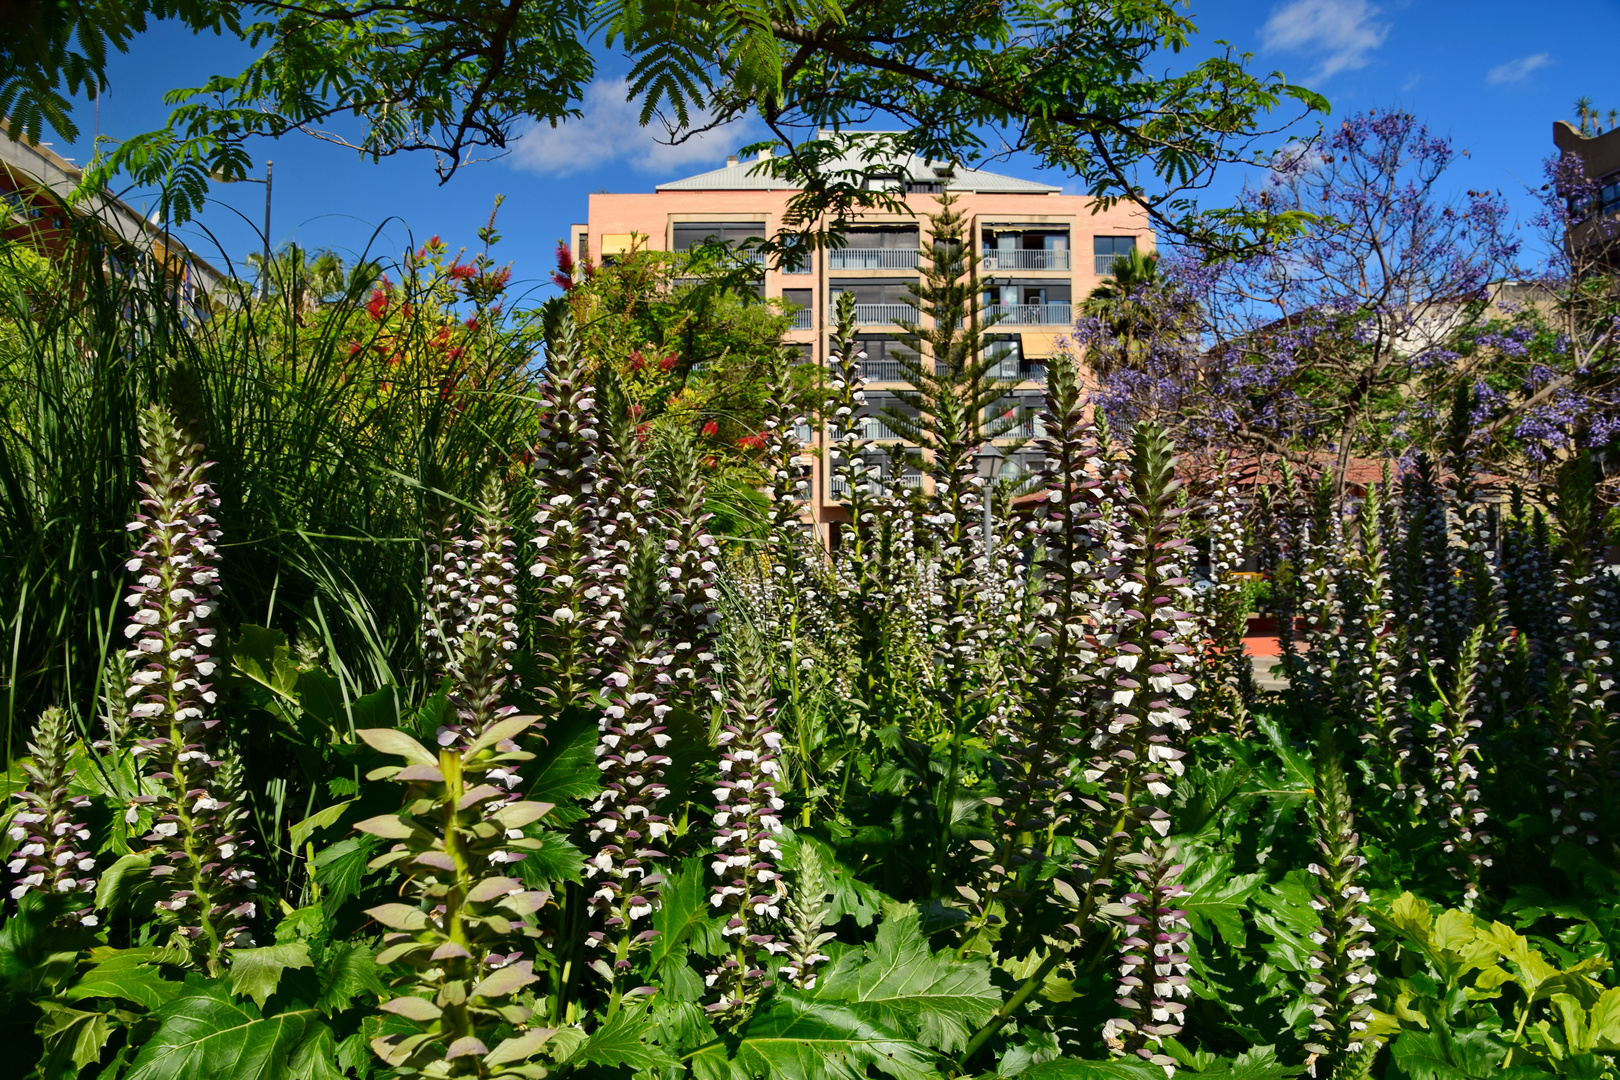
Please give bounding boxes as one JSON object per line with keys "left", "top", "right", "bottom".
{"left": 1082, "top": 247, "right": 1160, "bottom": 377}
{"left": 243, "top": 244, "right": 380, "bottom": 313}
{"left": 1574, "top": 96, "right": 1596, "bottom": 136}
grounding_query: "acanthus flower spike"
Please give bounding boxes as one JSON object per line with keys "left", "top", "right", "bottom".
{"left": 705, "top": 630, "right": 787, "bottom": 1012}
{"left": 584, "top": 537, "right": 674, "bottom": 996}
{"left": 121, "top": 403, "right": 256, "bottom": 972}
{"left": 7, "top": 708, "right": 98, "bottom": 925}
{"left": 529, "top": 303, "right": 602, "bottom": 709}
{"left": 440, "top": 475, "right": 522, "bottom": 750}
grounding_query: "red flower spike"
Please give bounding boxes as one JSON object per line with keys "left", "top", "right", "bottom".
{"left": 702, "top": 421, "right": 719, "bottom": 437}
{"left": 658, "top": 353, "right": 678, "bottom": 371}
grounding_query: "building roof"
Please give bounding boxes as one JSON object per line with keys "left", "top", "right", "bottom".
{"left": 0, "top": 122, "right": 226, "bottom": 287}
{"left": 655, "top": 137, "right": 1061, "bottom": 194}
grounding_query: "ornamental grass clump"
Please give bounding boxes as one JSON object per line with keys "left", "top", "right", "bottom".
{"left": 7, "top": 707, "right": 97, "bottom": 923}
{"left": 358, "top": 714, "right": 556, "bottom": 1076}
{"left": 122, "top": 403, "right": 257, "bottom": 970}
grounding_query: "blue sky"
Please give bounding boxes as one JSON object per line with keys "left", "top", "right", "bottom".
{"left": 44, "top": 0, "right": 1620, "bottom": 292}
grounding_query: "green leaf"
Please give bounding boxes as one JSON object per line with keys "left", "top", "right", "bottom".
{"left": 286, "top": 1022, "right": 346, "bottom": 1080}
{"left": 578, "top": 1006, "right": 681, "bottom": 1074}
{"left": 1389, "top": 1026, "right": 1508, "bottom": 1080}
{"left": 355, "top": 728, "right": 437, "bottom": 767}
{"left": 688, "top": 994, "right": 941, "bottom": 1080}
{"left": 125, "top": 982, "right": 325, "bottom": 1080}
{"left": 524, "top": 709, "right": 602, "bottom": 825}
{"left": 35, "top": 1000, "right": 115, "bottom": 1074}
{"left": 1176, "top": 851, "right": 1262, "bottom": 949}
{"left": 1589, "top": 986, "right": 1620, "bottom": 1051}
{"left": 289, "top": 801, "right": 356, "bottom": 851}
{"left": 314, "top": 940, "right": 385, "bottom": 1016}
{"left": 312, "top": 835, "right": 379, "bottom": 920}
{"left": 809, "top": 914, "right": 997, "bottom": 1053}
{"left": 62, "top": 949, "right": 185, "bottom": 1010}
{"left": 95, "top": 852, "right": 151, "bottom": 914}
{"left": 1021, "top": 1060, "right": 1167, "bottom": 1080}
{"left": 650, "top": 858, "right": 718, "bottom": 969}
{"left": 229, "top": 942, "right": 314, "bottom": 1006}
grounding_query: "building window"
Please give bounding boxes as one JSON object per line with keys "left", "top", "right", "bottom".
{"left": 1093, "top": 235, "right": 1137, "bottom": 275}
{"left": 673, "top": 222, "right": 765, "bottom": 250}
{"left": 782, "top": 288, "right": 814, "bottom": 329}
{"left": 905, "top": 180, "right": 943, "bottom": 194}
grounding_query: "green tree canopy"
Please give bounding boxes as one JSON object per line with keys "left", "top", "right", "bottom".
{"left": 4, "top": 0, "right": 1325, "bottom": 251}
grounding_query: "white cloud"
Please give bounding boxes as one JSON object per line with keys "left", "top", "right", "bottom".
{"left": 508, "top": 78, "right": 751, "bottom": 179}
{"left": 1260, "top": 0, "right": 1390, "bottom": 81}
{"left": 1486, "top": 53, "right": 1552, "bottom": 85}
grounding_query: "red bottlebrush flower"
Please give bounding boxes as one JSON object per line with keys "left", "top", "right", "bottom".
{"left": 634, "top": 422, "right": 651, "bottom": 442}
{"left": 401, "top": 304, "right": 415, "bottom": 320}
{"left": 365, "top": 289, "right": 389, "bottom": 322}
{"left": 628, "top": 404, "right": 644, "bottom": 420}
{"left": 347, "top": 341, "right": 362, "bottom": 357}
{"left": 387, "top": 353, "right": 403, "bottom": 367}
{"left": 702, "top": 420, "right": 719, "bottom": 437}
{"left": 431, "top": 326, "right": 452, "bottom": 349}
{"left": 555, "top": 240, "right": 575, "bottom": 276}
{"left": 447, "top": 346, "right": 465, "bottom": 362}
{"left": 737, "top": 433, "right": 767, "bottom": 450}
{"left": 486, "top": 267, "right": 512, "bottom": 290}
{"left": 448, "top": 263, "right": 477, "bottom": 281}
{"left": 429, "top": 235, "right": 441, "bottom": 246}
{"left": 581, "top": 257, "right": 597, "bottom": 280}
{"left": 702, "top": 455, "right": 718, "bottom": 468}
{"left": 465, "top": 317, "right": 479, "bottom": 331}
{"left": 658, "top": 353, "right": 678, "bottom": 372}
{"left": 628, "top": 350, "right": 647, "bottom": 372}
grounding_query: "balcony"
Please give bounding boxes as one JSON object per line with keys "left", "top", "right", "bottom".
{"left": 981, "top": 249, "right": 1071, "bottom": 271}
{"left": 788, "top": 308, "right": 813, "bottom": 329}
{"left": 827, "top": 248, "right": 920, "bottom": 271}
{"left": 859, "top": 358, "right": 905, "bottom": 382}
{"left": 831, "top": 302, "right": 919, "bottom": 325}
{"left": 829, "top": 473, "right": 923, "bottom": 499}
{"left": 831, "top": 417, "right": 901, "bottom": 441}
{"left": 986, "top": 303, "right": 1072, "bottom": 326}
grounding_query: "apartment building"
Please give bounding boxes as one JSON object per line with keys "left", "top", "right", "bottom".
{"left": 1554, "top": 119, "right": 1620, "bottom": 267}
{"left": 572, "top": 142, "right": 1151, "bottom": 536}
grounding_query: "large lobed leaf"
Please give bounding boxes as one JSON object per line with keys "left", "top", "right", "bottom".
{"left": 687, "top": 995, "right": 942, "bottom": 1080}
{"left": 807, "top": 914, "right": 999, "bottom": 1054}
{"left": 124, "top": 981, "right": 329, "bottom": 1080}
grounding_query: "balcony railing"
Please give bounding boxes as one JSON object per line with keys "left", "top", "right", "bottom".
{"left": 859, "top": 359, "right": 905, "bottom": 382}
{"left": 986, "top": 302, "right": 1072, "bottom": 326}
{"left": 831, "top": 302, "right": 920, "bottom": 325}
{"left": 788, "top": 308, "right": 813, "bottom": 329}
{"left": 829, "top": 473, "right": 923, "bottom": 499}
{"left": 980, "top": 248, "right": 1071, "bottom": 271}
{"left": 827, "top": 248, "right": 920, "bottom": 270}
{"left": 831, "top": 417, "right": 901, "bottom": 441}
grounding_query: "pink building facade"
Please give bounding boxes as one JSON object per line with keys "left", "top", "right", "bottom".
{"left": 573, "top": 149, "right": 1152, "bottom": 538}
